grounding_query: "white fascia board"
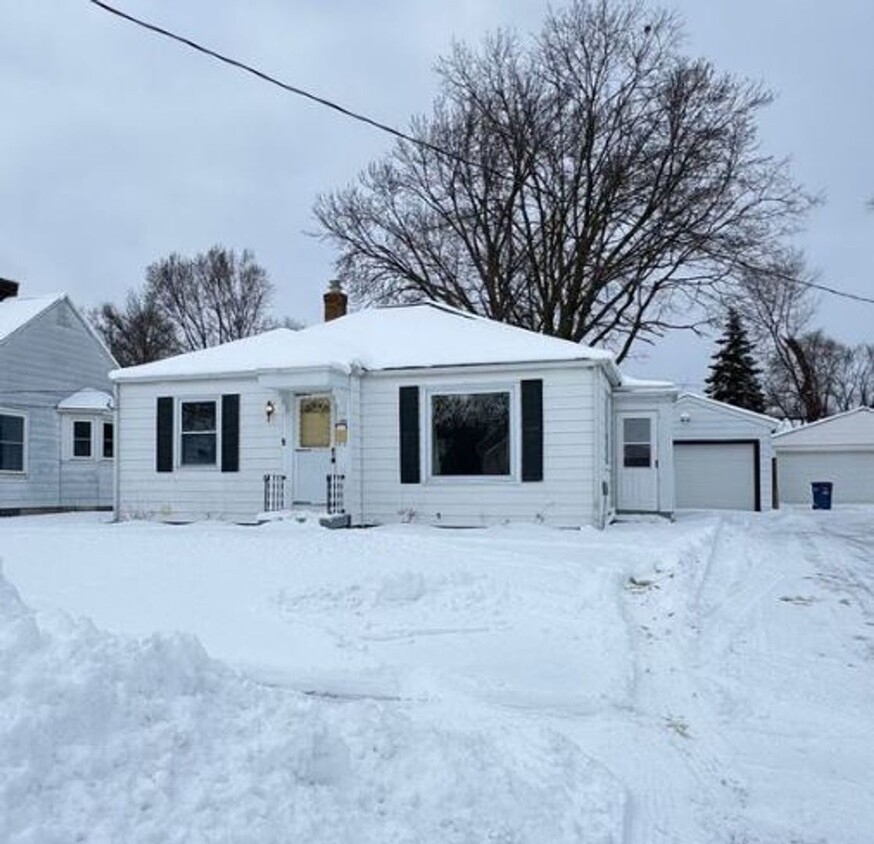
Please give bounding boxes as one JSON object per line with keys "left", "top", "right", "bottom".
{"left": 365, "top": 357, "right": 615, "bottom": 380}
{"left": 258, "top": 366, "right": 351, "bottom": 391}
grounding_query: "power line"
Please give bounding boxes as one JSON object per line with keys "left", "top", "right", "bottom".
{"left": 88, "top": 1, "right": 874, "bottom": 309}
{"left": 735, "top": 260, "right": 874, "bottom": 306}
{"left": 87, "top": 0, "right": 484, "bottom": 173}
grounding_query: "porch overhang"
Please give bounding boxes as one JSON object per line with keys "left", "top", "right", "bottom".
{"left": 257, "top": 366, "right": 350, "bottom": 392}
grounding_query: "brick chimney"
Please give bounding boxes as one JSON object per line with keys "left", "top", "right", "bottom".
{"left": 323, "top": 279, "right": 348, "bottom": 322}
{"left": 0, "top": 278, "right": 20, "bottom": 301}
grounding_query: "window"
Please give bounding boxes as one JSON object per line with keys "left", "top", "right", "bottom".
{"left": 431, "top": 391, "right": 510, "bottom": 476}
{"left": 0, "top": 412, "right": 25, "bottom": 472}
{"left": 299, "top": 396, "right": 331, "bottom": 448}
{"left": 73, "top": 420, "right": 93, "bottom": 458}
{"left": 103, "top": 422, "right": 114, "bottom": 459}
{"left": 180, "top": 400, "right": 217, "bottom": 465}
{"left": 623, "top": 417, "right": 652, "bottom": 468}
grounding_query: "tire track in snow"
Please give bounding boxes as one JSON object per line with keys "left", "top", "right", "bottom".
{"left": 612, "top": 517, "right": 755, "bottom": 843}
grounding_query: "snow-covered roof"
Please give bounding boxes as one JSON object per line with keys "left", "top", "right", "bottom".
{"left": 772, "top": 406, "right": 874, "bottom": 448}
{"left": 0, "top": 293, "right": 64, "bottom": 343}
{"left": 57, "top": 388, "right": 114, "bottom": 412}
{"left": 111, "top": 303, "right": 620, "bottom": 383}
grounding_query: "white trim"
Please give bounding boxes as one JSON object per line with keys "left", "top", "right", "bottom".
{"left": 424, "top": 382, "right": 519, "bottom": 484}
{"left": 177, "top": 396, "right": 221, "bottom": 469}
{"left": 676, "top": 392, "right": 779, "bottom": 429}
{"left": 0, "top": 407, "right": 27, "bottom": 475}
{"left": 69, "top": 417, "right": 95, "bottom": 460}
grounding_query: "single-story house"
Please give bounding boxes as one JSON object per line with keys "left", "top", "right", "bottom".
{"left": 0, "top": 280, "right": 117, "bottom": 515}
{"left": 110, "top": 292, "right": 680, "bottom": 528}
{"left": 672, "top": 393, "right": 778, "bottom": 511}
{"left": 773, "top": 407, "right": 874, "bottom": 505}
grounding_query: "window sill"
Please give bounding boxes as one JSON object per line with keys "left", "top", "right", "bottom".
{"left": 426, "top": 474, "right": 518, "bottom": 485}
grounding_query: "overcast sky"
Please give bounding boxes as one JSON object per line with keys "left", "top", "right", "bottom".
{"left": 2, "top": 0, "right": 872, "bottom": 387}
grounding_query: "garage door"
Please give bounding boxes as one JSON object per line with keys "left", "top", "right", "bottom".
{"left": 674, "top": 441, "right": 757, "bottom": 510}
{"left": 777, "top": 451, "right": 874, "bottom": 504}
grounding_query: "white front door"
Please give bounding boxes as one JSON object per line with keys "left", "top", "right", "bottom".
{"left": 292, "top": 394, "right": 333, "bottom": 505}
{"left": 616, "top": 413, "right": 659, "bottom": 511}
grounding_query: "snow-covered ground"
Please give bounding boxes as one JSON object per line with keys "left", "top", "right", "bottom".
{"left": 2, "top": 509, "right": 872, "bottom": 842}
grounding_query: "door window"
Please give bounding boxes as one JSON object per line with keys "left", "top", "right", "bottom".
{"left": 623, "top": 417, "right": 652, "bottom": 468}
{"left": 299, "top": 397, "right": 331, "bottom": 448}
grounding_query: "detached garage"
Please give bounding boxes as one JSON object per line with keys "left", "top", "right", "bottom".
{"left": 773, "top": 407, "right": 874, "bottom": 505}
{"left": 672, "top": 394, "right": 778, "bottom": 511}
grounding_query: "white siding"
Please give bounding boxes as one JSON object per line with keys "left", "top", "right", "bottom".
{"left": 358, "top": 364, "right": 599, "bottom": 527}
{"left": 672, "top": 395, "right": 776, "bottom": 511}
{"left": 594, "top": 368, "right": 614, "bottom": 526}
{"left": 0, "top": 298, "right": 116, "bottom": 512}
{"left": 776, "top": 452, "right": 874, "bottom": 505}
{"left": 613, "top": 390, "right": 676, "bottom": 514}
{"left": 116, "top": 377, "right": 286, "bottom": 522}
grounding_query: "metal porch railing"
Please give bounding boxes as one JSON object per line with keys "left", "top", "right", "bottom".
{"left": 263, "top": 473, "right": 286, "bottom": 512}
{"left": 326, "top": 473, "right": 345, "bottom": 515}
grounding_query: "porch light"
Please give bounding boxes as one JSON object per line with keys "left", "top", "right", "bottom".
{"left": 265, "top": 400, "right": 276, "bottom": 422}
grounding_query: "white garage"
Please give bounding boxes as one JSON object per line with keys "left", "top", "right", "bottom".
{"left": 773, "top": 408, "right": 874, "bottom": 505}
{"left": 672, "top": 394, "right": 778, "bottom": 511}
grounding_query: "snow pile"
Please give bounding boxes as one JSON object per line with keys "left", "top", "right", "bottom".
{"left": 0, "top": 571, "right": 623, "bottom": 844}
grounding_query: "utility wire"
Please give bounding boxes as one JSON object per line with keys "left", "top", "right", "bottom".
{"left": 87, "top": 0, "right": 485, "bottom": 173}
{"left": 88, "top": 0, "right": 874, "bottom": 308}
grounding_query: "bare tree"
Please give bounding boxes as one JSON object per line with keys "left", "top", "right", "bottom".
{"left": 314, "top": 0, "right": 813, "bottom": 361}
{"left": 146, "top": 246, "right": 275, "bottom": 350}
{"left": 91, "top": 289, "right": 179, "bottom": 366}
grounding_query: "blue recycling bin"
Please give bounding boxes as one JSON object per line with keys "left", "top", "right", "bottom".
{"left": 811, "top": 481, "right": 833, "bottom": 510}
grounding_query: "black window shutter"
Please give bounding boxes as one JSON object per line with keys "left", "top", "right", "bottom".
{"left": 399, "top": 386, "right": 420, "bottom": 484}
{"left": 221, "top": 394, "right": 240, "bottom": 473}
{"left": 521, "top": 379, "right": 543, "bottom": 482}
{"left": 156, "top": 396, "right": 174, "bottom": 472}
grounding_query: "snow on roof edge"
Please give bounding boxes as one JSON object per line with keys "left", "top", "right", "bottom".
{"left": 772, "top": 406, "right": 874, "bottom": 439}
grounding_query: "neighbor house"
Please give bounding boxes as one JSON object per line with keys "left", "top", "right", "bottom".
{"left": 772, "top": 407, "right": 874, "bottom": 505}
{"left": 110, "top": 290, "right": 679, "bottom": 528}
{"left": 0, "top": 280, "right": 117, "bottom": 514}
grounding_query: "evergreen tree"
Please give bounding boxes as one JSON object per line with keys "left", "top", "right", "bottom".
{"left": 705, "top": 310, "right": 767, "bottom": 412}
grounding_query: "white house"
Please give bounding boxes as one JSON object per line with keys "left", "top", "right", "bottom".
{"left": 772, "top": 407, "right": 874, "bottom": 505}
{"left": 672, "top": 393, "right": 779, "bottom": 511}
{"left": 110, "top": 297, "right": 679, "bottom": 528}
{"left": 0, "top": 281, "right": 117, "bottom": 514}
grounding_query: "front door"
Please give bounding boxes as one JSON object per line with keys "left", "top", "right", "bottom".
{"left": 616, "top": 413, "right": 659, "bottom": 512}
{"left": 292, "top": 394, "right": 333, "bottom": 505}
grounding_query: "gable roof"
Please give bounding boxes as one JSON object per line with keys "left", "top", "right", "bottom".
{"left": 0, "top": 293, "right": 65, "bottom": 343}
{"left": 111, "top": 303, "right": 621, "bottom": 383}
{"left": 676, "top": 393, "right": 779, "bottom": 428}
{"left": 0, "top": 293, "right": 117, "bottom": 367}
{"left": 772, "top": 406, "right": 874, "bottom": 448}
